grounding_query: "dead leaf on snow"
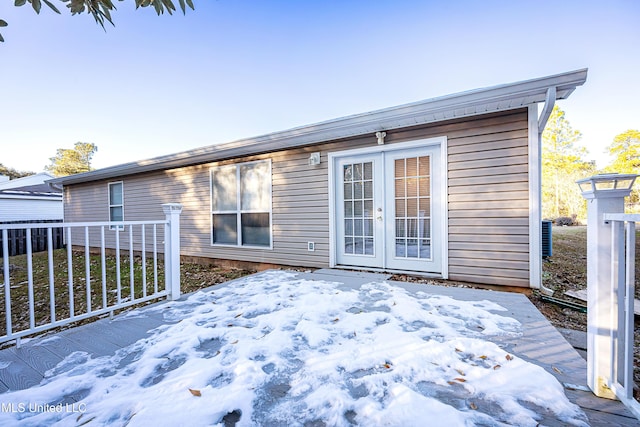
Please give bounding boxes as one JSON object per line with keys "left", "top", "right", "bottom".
{"left": 505, "top": 354, "right": 514, "bottom": 361}
{"left": 189, "top": 388, "right": 202, "bottom": 397}
{"left": 453, "top": 377, "right": 466, "bottom": 383}
{"left": 234, "top": 313, "right": 243, "bottom": 318}
{"left": 553, "top": 366, "right": 563, "bottom": 374}
{"left": 493, "top": 364, "right": 501, "bottom": 370}
{"left": 469, "top": 402, "right": 478, "bottom": 410}
{"left": 456, "top": 368, "right": 465, "bottom": 376}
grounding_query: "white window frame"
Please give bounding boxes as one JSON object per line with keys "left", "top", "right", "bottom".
{"left": 108, "top": 181, "right": 124, "bottom": 231}
{"left": 210, "top": 159, "right": 273, "bottom": 249}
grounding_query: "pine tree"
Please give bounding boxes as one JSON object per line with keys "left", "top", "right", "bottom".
{"left": 46, "top": 142, "right": 98, "bottom": 177}
{"left": 0, "top": 164, "right": 34, "bottom": 179}
{"left": 604, "top": 129, "right": 640, "bottom": 209}
{"left": 541, "top": 105, "right": 594, "bottom": 221}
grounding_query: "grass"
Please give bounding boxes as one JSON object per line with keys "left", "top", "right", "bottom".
{"left": 0, "top": 249, "right": 255, "bottom": 339}
{"left": 542, "top": 225, "right": 640, "bottom": 300}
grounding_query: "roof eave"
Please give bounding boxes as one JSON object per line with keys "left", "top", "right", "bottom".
{"left": 50, "top": 68, "right": 587, "bottom": 186}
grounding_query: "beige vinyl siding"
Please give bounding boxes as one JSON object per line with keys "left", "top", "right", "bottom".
{"left": 445, "top": 110, "right": 530, "bottom": 287}
{"left": 63, "top": 108, "right": 531, "bottom": 286}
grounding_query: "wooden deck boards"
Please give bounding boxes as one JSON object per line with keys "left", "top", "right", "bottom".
{"left": 0, "top": 270, "right": 638, "bottom": 425}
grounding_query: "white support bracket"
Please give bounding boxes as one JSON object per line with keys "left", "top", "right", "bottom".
{"left": 537, "top": 86, "right": 556, "bottom": 138}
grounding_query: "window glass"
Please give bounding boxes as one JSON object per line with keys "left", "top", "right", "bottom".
{"left": 240, "top": 162, "right": 270, "bottom": 211}
{"left": 213, "top": 214, "right": 238, "bottom": 244}
{"left": 212, "top": 165, "right": 237, "bottom": 211}
{"left": 241, "top": 213, "right": 270, "bottom": 246}
{"left": 211, "top": 160, "right": 271, "bottom": 247}
{"left": 108, "top": 182, "right": 124, "bottom": 226}
{"left": 109, "top": 183, "right": 123, "bottom": 205}
{"left": 110, "top": 206, "right": 123, "bottom": 222}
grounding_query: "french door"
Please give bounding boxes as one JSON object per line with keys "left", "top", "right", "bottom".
{"left": 334, "top": 144, "right": 442, "bottom": 273}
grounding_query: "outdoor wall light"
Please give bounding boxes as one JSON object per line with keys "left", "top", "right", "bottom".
{"left": 576, "top": 173, "right": 638, "bottom": 199}
{"left": 308, "top": 152, "right": 321, "bottom": 166}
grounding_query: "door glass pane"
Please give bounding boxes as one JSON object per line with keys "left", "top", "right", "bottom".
{"left": 345, "top": 237, "right": 354, "bottom": 254}
{"left": 343, "top": 165, "right": 353, "bottom": 182}
{"left": 353, "top": 163, "right": 362, "bottom": 180}
{"left": 354, "top": 200, "right": 363, "bottom": 216}
{"left": 396, "top": 239, "right": 406, "bottom": 257}
{"left": 344, "top": 183, "right": 353, "bottom": 199}
{"left": 364, "top": 219, "right": 373, "bottom": 236}
{"left": 364, "top": 181, "right": 373, "bottom": 198}
{"left": 419, "top": 177, "right": 430, "bottom": 197}
{"left": 363, "top": 163, "right": 372, "bottom": 180}
{"left": 364, "top": 238, "right": 374, "bottom": 255}
{"left": 354, "top": 219, "right": 363, "bottom": 236}
{"left": 394, "top": 155, "right": 431, "bottom": 259}
{"left": 354, "top": 182, "right": 363, "bottom": 199}
{"left": 419, "top": 157, "right": 430, "bottom": 176}
{"left": 344, "top": 201, "right": 353, "bottom": 216}
{"left": 212, "top": 166, "right": 237, "bottom": 211}
{"left": 342, "top": 161, "right": 374, "bottom": 256}
{"left": 345, "top": 219, "right": 353, "bottom": 235}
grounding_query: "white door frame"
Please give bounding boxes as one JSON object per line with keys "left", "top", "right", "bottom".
{"left": 328, "top": 136, "right": 448, "bottom": 278}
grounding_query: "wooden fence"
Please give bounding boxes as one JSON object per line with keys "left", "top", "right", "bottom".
{"left": 0, "top": 220, "right": 64, "bottom": 257}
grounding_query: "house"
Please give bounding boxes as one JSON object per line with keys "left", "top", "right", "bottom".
{"left": 0, "top": 172, "right": 63, "bottom": 222}
{"left": 49, "top": 69, "right": 588, "bottom": 288}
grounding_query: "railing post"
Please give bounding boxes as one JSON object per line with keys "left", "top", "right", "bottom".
{"left": 578, "top": 174, "right": 637, "bottom": 399}
{"left": 162, "top": 203, "right": 183, "bottom": 300}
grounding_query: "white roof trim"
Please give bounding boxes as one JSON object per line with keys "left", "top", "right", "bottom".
{"left": 51, "top": 68, "right": 587, "bottom": 185}
{"left": 0, "top": 194, "right": 63, "bottom": 201}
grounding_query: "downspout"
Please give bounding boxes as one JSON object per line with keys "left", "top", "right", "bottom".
{"left": 48, "top": 182, "right": 63, "bottom": 192}
{"left": 538, "top": 86, "right": 556, "bottom": 138}
{"left": 537, "top": 86, "right": 556, "bottom": 296}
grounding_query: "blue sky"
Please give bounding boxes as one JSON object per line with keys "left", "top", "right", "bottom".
{"left": 1, "top": 0, "right": 638, "bottom": 172}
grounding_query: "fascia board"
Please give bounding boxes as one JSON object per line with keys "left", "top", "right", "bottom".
{"left": 0, "top": 195, "right": 63, "bottom": 201}
{"left": 51, "top": 68, "right": 587, "bottom": 186}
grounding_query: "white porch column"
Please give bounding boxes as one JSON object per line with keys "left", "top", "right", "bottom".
{"left": 578, "top": 174, "right": 637, "bottom": 399}
{"left": 163, "top": 203, "right": 183, "bottom": 300}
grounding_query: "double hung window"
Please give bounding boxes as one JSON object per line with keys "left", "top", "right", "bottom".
{"left": 211, "top": 160, "right": 271, "bottom": 247}
{"left": 108, "top": 181, "right": 124, "bottom": 230}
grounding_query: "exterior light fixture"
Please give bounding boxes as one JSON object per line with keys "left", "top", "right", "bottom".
{"left": 308, "top": 152, "right": 321, "bottom": 166}
{"left": 576, "top": 173, "right": 637, "bottom": 199}
{"left": 376, "top": 131, "right": 386, "bottom": 145}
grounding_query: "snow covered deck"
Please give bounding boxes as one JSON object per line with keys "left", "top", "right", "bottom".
{"left": 0, "top": 269, "right": 636, "bottom": 426}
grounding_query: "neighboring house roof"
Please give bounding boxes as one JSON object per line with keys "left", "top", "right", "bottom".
{"left": 0, "top": 173, "right": 62, "bottom": 200}
{"left": 50, "top": 68, "right": 588, "bottom": 186}
{"left": 0, "top": 172, "right": 57, "bottom": 190}
{"left": 0, "top": 183, "right": 62, "bottom": 200}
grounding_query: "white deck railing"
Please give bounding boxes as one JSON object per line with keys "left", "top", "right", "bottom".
{"left": 0, "top": 203, "right": 182, "bottom": 346}
{"left": 603, "top": 213, "right": 640, "bottom": 418}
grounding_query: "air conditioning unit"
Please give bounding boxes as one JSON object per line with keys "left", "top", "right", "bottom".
{"left": 541, "top": 220, "right": 552, "bottom": 258}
